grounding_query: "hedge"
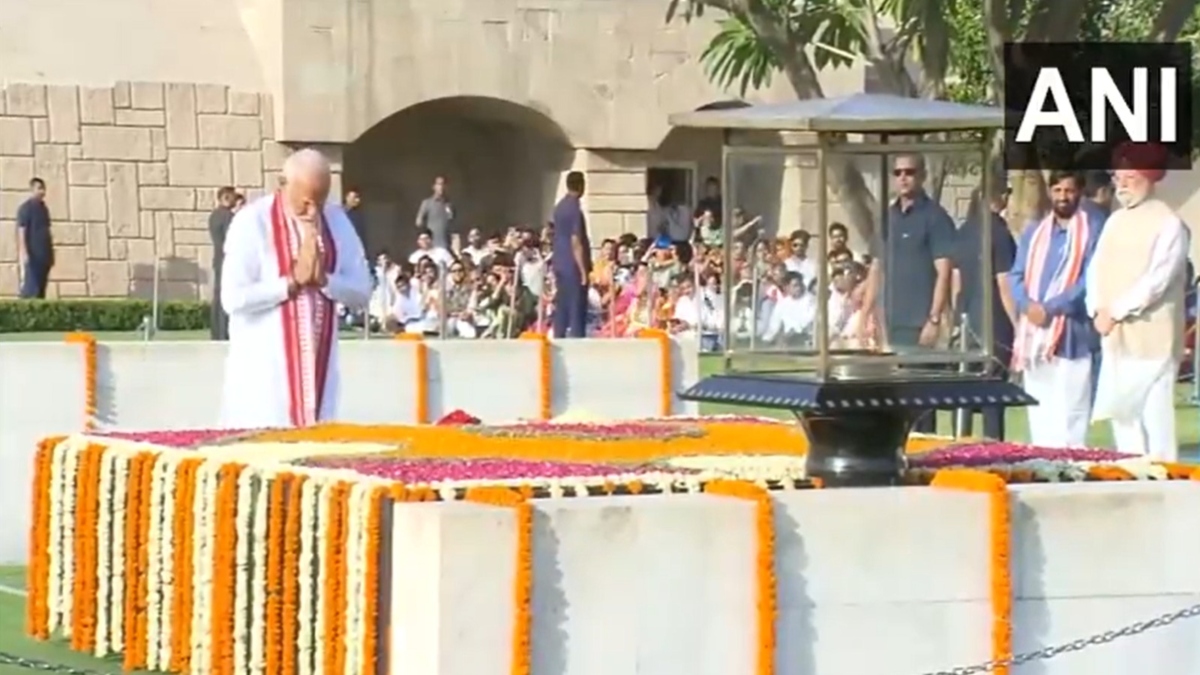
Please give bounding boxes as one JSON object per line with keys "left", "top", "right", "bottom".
{"left": 0, "top": 299, "right": 211, "bottom": 332}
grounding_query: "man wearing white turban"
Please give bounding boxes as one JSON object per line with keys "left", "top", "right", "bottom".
{"left": 219, "top": 149, "right": 372, "bottom": 428}
{"left": 1086, "top": 143, "right": 1189, "bottom": 460}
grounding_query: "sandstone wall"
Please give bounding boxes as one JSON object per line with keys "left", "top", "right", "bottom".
{"left": 0, "top": 82, "right": 280, "bottom": 299}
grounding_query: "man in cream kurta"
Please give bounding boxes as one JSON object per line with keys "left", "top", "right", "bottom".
{"left": 220, "top": 149, "right": 372, "bottom": 428}
{"left": 1087, "top": 143, "right": 1189, "bottom": 460}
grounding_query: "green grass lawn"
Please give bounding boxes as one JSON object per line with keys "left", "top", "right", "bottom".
{"left": 0, "top": 567, "right": 147, "bottom": 675}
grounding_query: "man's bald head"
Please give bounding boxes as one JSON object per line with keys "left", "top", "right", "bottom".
{"left": 281, "top": 148, "right": 332, "bottom": 218}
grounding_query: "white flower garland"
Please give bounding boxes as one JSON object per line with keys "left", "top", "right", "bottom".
{"left": 156, "top": 454, "right": 179, "bottom": 670}
{"left": 190, "top": 462, "right": 217, "bottom": 675}
{"left": 46, "top": 439, "right": 68, "bottom": 636}
{"left": 94, "top": 450, "right": 116, "bottom": 657}
{"left": 109, "top": 448, "right": 130, "bottom": 652}
{"left": 145, "top": 455, "right": 167, "bottom": 671}
{"left": 660, "top": 454, "right": 808, "bottom": 483}
{"left": 297, "top": 477, "right": 320, "bottom": 675}
{"left": 59, "top": 443, "right": 79, "bottom": 638}
{"left": 249, "top": 469, "right": 272, "bottom": 675}
{"left": 312, "top": 480, "right": 330, "bottom": 675}
{"left": 233, "top": 466, "right": 255, "bottom": 674}
{"left": 343, "top": 483, "right": 368, "bottom": 675}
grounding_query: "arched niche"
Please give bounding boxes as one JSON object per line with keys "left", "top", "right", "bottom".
{"left": 343, "top": 96, "right": 573, "bottom": 257}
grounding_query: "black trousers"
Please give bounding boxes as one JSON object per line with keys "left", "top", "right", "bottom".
{"left": 552, "top": 272, "right": 587, "bottom": 338}
{"left": 210, "top": 264, "right": 229, "bottom": 341}
{"left": 890, "top": 326, "right": 938, "bottom": 433}
{"left": 957, "top": 351, "right": 1009, "bottom": 440}
{"left": 20, "top": 259, "right": 50, "bottom": 299}
{"left": 890, "top": 327, "right": 1009, "bottom": 438}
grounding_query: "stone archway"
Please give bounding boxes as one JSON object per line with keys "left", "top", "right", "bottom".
{"left": 343, "top": 96, "right": 573, "bottom": 258}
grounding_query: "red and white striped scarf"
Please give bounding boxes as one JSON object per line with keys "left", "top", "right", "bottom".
{"left": 1011, "top": 209, "right": 1090, "bottom": 372}
{"left": 269, "top": 193, "right": 338, "bottom": 427}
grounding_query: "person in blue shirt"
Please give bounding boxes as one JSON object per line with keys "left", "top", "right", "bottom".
{"left": 16, "top": 177, "right": 53, "bottom": 299}
{"left": 1008, "top": 170, "right": 1103, "bottom": 447}
{"left": 1079, "top": 174, "right": 1111, "bottom": 406}
{"left": 952, "top": 184, "right": 1017, "bottom": 440}
{"left": 1082, "top": 170, "right": 1114, "bottom": 218}
{"left": 550, "top": 171, "right": 592, "bottom": 338}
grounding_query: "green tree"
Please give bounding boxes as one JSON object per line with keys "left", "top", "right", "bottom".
{"left": 669, "top": 0, "right": 1200, "bottom": 233}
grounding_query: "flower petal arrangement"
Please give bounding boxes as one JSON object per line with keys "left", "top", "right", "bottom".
{"left": 27, "top": 415, "right": 1197, "bottom": 675}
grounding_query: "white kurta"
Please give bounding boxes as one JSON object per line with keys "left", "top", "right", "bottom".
{"left": 219, "top": 193, "right": 372, "bottom": 428}
{"left": 1087, "top": 211, "right": 1189, "bottom": 459}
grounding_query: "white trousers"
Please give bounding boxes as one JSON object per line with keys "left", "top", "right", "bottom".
{"left": 1108, "top": 359, "right": 1177, "bottom": 462}
{"left": 1022, "top": 357, "right": 1093, "bottom": 448}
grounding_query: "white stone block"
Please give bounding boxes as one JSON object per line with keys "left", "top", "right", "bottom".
{"left": 773, "top": 489, "right": 994, "bottom": 674}
{"left": 390, "top": 501, "right": 517, "bottom": 675}
{"left": 531, "top": 495, "right": 756, "bottom": 675}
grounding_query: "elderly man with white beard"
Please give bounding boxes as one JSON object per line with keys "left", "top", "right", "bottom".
{"left": 219, "top": 148, "right": 372, "bottom": 428}
{"left": 1086, "top": 142, "right": 1190, "bottom": 460}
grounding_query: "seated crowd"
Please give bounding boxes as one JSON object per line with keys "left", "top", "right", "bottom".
{"left": 367, "top": 209, "right": 870, "bottom": 350}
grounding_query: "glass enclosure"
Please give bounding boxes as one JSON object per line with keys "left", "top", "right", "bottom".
{"left": 717, "top": 134, "right": 1000, "bottom": 378}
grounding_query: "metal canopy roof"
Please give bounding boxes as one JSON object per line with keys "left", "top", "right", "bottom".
{"left": 668, "top": 93, "right": 1005, "bottom": 133}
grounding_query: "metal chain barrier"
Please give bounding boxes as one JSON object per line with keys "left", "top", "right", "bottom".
{"left": 0, "top": 651, "right": 118, "bottom": 675}
{"left": 1, "top": 603, "right": 1198, "bottom": 674}
{"left": 922, "top": 602, "right": 1200, "bottom": 675}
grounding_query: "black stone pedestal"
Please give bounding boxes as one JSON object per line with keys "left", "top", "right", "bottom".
{"left": 799, "top": 409, "right": 915, "bottom": 487}
{"left": 680, "top": 372, "right": 1036, "bottom": 487}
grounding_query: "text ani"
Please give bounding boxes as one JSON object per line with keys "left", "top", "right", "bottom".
{"left": 1015, "top": 67, "right": 1179, "bottom": 144}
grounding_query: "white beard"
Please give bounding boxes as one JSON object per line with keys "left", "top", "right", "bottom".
{"left": 1114, "top": 189, "right": 1148, "bottom": 208}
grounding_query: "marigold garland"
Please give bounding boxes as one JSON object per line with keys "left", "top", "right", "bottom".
{"left": 70, "top": 444, "right": 104, "bottom": 652}
{"left": 362, "top": 485, "right": 385, "bottom": 675}
{"left": 27, "top": 436, "right": 64, "bottom": 640}
{"left": 211, "top": 462, "right": 246, "bottom": 675}
{"left": 464, "top": 487, "right": 532, "bottom": 675}
{"left": 930, "top": 469, "right": 1012, "bottom": 675}
{"left": 64, "top": 332, "right": 98, "bottom": 430}
{"left": 395, "top": 333, "right": 430, "bottom": 423}
{"left": 635, "top": 328, "right": 673, "bottom": 416}
{"left": 133, "top": 452, "right": 155, "bottom": 668}
{"left": 703, "top": 480, "right": 777, "bottom": 675}
{"left": 121, "top": 452, "right": 147, "bottom": 670}
{"left": 281, "top": 474, "right": 308, "bottom": 675}
{"left": 1086, "top": 466, "right": 1135, "bottom": 481}
{"left": 323, "top": 482, "right": 351, "bottom": 675}
{"left": 169, "top": 457, "right": 204, "bottom": 673}
{"left": 1158, "top": 462, "right": 1193, "bottom": 479}
{"left": 265, "top": 473, "right": 289, "bottom": 675}
{"left": 520, "top": 332, "right": 553, "bottom": 420}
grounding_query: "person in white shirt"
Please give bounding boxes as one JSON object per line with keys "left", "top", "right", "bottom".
{"left": 389, "top": 274, "right": 426, "bottom": 334}
{"left": 516, "top": 238, "right": 547, "bottom": 299}
{"left": 827, "top": 263, "right": 856, "bottom": 339}
{"left": 762, "top": 272, "right": 817, "bottom": 345}
{"left": 218, "top": 148, "right": 372, "bottom": 428}
{"left": 670, "top": 276, "right": 699, "bottom": 338}
{"left": 1087, "top": 143, "right": 1189, "bottom": 460}
{"left": 698, "top": 272, "right": 725, "bottom": 333}
{"left": 460, "top": 227, "right": 488, "bottom": 265}
{"left": 369, "top": 252, "right": 401, "bottom": 327}
{"left": 407, "top": 227, "right": 454, "bottom": 267}
{"left": 783, "top": 230, "right": 818, "bottom": 289}
{"left": 665, "top": 203, "right": 693, "bottom": 243}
